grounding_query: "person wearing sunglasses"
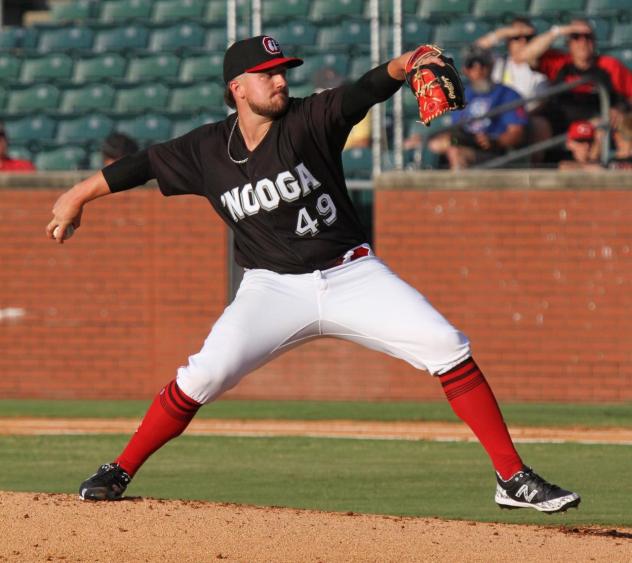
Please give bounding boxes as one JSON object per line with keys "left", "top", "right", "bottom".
{"left": 514, "top": 18, "right": 632, "bottom": 142}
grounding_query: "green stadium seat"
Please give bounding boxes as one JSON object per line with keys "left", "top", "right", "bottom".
{"left": 604, "top": 47, "right": 632, "bottom": 69}
{"left": 93, "top": 25, "right": 149, "bottom": 53}
{"left": 178, "top": 52, "right": 224, "bottom": 82}
{"left": 586, "top": 0, "right": 631, "bottom": 18}
{"left": 529, "top": 0, "right": 586, "bottom": 17}
{"left": 169, "top": 82, "right": 224, "bottom": 112}
{"left": 151, "top": 0, "right": 205, "bottom": 23}
{"left": 288, "top": 53, "right": 349, "bottom": 86}
{"left": 263, "top": 0, "right": 311, "bottom": 23}
{"left": 72, "top": 53, "right": 127, "bottom": 83}
{"left": 89, "top": 150, "right": 104, "bottom": 170}
{"left": 114, "top": 83, "right": 170, "bottom": 112}
{"left": 417, "top": 0, "right": 472, "bottom": 20}
{"left": 348, "top": 55, "right": 371, "bottom": 80}
{"left": 115, "top": 113, "right": 173, "bottom": 143}
{"left": 402, "top": 19, "right": 433, "bottom": 50}
{"left": 0, "top": 26, "right": 38, "bottom": 50}
{"left": 310, "top": 0, "right": 365, "bottom": 21}
{"left": 126, "top": 54, "right": 180, "bottom": 82}
{"left": 202, "top": 26, "right": 228, "bottom": 51}
{"left": 0, "top": 54, "right": 21, "bottom": 81}
{"left": 4, "top": 114, "right": 57, "bottom": 144}
{"left": 473, "top": 0, "right": 529, "bottom": 20}
{"left": 265, "top": 21, "right": 319, "bottom": 49}
{"left": 203, "top": 0, "right": 249, "bottom": 22}
{"left": 433, "top": 19, "right": 491, "bottom": 47}
{"left": 342, "top": 147, "right": 372, "bottom": 180}
{"left": 56, "top": 114, "right": 114, "bottom": 144}
{"left": 148, "top": 22, "right": 206, "bottom": 51}
{"left": 19, "top": 53, "right": 74, "bottom": 82}
{"left": 35, "top": 146, "right": 88, "bottom": 170}
{"left": 36, "top": 25, "right": 94, "bottom": 52}
{"left": 317, "top": 21, "right": 371, "bottom": 52}
{"left": 0, "top": 86, "right": 6, "bottom": 110}
{"left": 99, "top": 0, "right": 152, "bottom": 23}
{"left": 610, "top": 23, "right": 632, "bottom": 47}
{"left": 7, "top": 84, "right": 61, "bottom": 114}
{"left": 60, "top": 84, "right": 116, "bottom": 113}
{"left": 7, "top": 144, "right": 33, "bottom": 161}
{"left": 50, "top": 0, "right": 96, "bottom": 22}
{"left": 171, "top": 111, "right": 223, "bottom": 137}
{"left": 585, "top": 17, "right": 611, "bottom": 44}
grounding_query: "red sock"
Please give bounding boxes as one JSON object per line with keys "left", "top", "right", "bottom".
{"left": 439, "top": 358, "right": 523, "bottom": 480}
{"left": 115, "top": 380, "right": 201, "bottom": 476}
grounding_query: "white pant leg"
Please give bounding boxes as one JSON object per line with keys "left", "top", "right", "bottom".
{"left": 319, "top": 256, "right": 471, "bottom": 375}
{"left": 176, "top": 268, "right": 321, "bottom": 404}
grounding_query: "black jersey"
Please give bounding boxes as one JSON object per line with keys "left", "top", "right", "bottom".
{"left": 148, "top": 87, "right": 368, "bottom": 274}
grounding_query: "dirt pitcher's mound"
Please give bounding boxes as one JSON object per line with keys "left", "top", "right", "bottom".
{"left": 1, "top": 492, "right": 630, "bottom": 562}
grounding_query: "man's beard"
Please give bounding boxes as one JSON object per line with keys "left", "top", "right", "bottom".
{"left": 248, "top": 91, "right": 289, "bottom": 118}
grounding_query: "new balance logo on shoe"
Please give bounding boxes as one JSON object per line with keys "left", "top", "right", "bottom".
{"left": 494, "top": 466, "right": 580, "bottom": 513}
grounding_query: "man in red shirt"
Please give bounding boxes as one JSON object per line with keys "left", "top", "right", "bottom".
{"left": 0, "top": 125, "right": 35, "bottom": 172}
{"left": 515, "top": 19, "right": 632, "bottom": 136}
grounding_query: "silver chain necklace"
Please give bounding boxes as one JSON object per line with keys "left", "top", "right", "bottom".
{"left": 227, "top": 116, "right": 248, "bottom": 165}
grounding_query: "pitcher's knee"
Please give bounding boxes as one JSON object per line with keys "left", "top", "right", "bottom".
{"left": 176, "top": 354, "right": 243, "bottom": 405}
{"left": 425, "top": 326, "right": 471, "bottom": 374}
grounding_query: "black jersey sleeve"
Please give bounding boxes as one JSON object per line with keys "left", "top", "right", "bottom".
{"left": 102, "top": 149, "right": 153, "bottom": 193}
{"left": 147, "top": 127, "right": 206, "bottom": 197}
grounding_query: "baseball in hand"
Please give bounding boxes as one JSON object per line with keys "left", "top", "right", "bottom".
{"left": 53, "top": 224, "right": 75, "bottom": 241}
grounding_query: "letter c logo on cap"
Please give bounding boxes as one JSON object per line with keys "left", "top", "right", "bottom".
{"left": 262, "top": 36, "right": 281, "bottom": 55}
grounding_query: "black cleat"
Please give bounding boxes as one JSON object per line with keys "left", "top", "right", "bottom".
{"left": 79, "top": 463, "right": 131, "bottom": 501}
{"left": 495, "top": 466, "right": 580, "bottom": 513}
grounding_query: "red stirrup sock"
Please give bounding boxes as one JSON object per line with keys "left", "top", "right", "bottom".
{"left": 438, "top": 358, "right": 523, "bottom": 480}
{"left": 115, "top": 379, "right": 201, "bottom": 477}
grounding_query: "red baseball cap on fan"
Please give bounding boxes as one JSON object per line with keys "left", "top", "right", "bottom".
{"left": 567, "top": 120, "right": 595, "bottom": 142}
{"left": 223, "top": 35, "right": 303, "bottom": 83}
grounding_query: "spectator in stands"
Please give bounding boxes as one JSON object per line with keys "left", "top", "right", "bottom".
{"left": 101, "top": 132, "right": 139, "bottom": 166}
{"left": 558, "top": 120, "right": 603, "bottom": 170}
{"left": 0, "top": 124, "right": 35, "bottom": 172}
{"left": 514, "top": 19, "right": 632, "bottom": 137}
{"left": 428, "top": 46, "right": 528, "bottom": 169}
{"left": 607, "top": 112, "right": 632, "bottom": 170}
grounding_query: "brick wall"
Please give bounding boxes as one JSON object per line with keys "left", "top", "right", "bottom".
{"left": 1, "top": 171, "right": 631, "bottom": 402}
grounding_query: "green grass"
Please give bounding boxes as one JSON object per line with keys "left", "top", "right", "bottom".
{"left": 0, "top": 434, "right": 629, "bottom": 527}
{"left": 1, "top": 399, "right": 631, "bottom": 427}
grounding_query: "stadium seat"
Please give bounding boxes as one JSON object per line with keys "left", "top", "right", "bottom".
{"left": 6, "top": 84, "right": 61, "bottom": 114}
{"left": 402, "top": 19, "right": 433, "bottom": 50}
{"left": 56, "top": 114, "right": 114, "bottom": 144}
{"left": 19, "top": 53, "right": 74, "bottom": 83}
{"left": 585, "top": 17, "right": 612, "bottom": 44}
{"left": 72, "top": 53, "right": 127, "bottom": 83}
{"left": 417, "top": 0, "right": 472, "bottom": 20}
{"left": 171, "top": 111, "right": 224, "bottom": 137}
{"left": 586, "top": 0, "right": 631, "bottom": 18}
{"left": 473, "top": 0, "right": 529, "bottom": 20}
{"left": 0, "top": 54, "right": 21, "bottom": 81}
{"left": 317, "top": 20, "right": 371, "bottom": 53}
{"left": 59, "top": 84, "right": 116, "bottom": 113}
{"left": 263, "top": 0, "right": 311, "bottom": 23}
{"left": 89, "top": 150, "right": 104, "bottom": 170}
{"left": 529, "top": 0, "right": 586, "bottom": 17}
{"left": 348, "top": 55, "right": 371, "bottom": 80}
{"left": 265, "top": 21, "right": 319, "bottom": 49}
{"left": 310, "top": 0, "right": 365, "bottom": 21}
{"left": 36, "top": 25, "right": 94, "bottom": 52}
{"left": 288, "top": 53, "right": 349, "bottom": 87}
{"left": 148, "top": 22, "right": 206, "bottom": 51}
{"left": 35, "top": 146, "right": 88, "bottom": 170}
{"left": 99, "top": 0, "right": 153, "bottom": 23}
{"left": 4, "top": 114, "right": 57, "bottom": 144}
{"left": 604, "top": 47, "right": 632, "bottom": 69}
{"left": 50, "top": 0, "right": 96, "bottom": 22}
{"left": 433, "top": 19, "right": 492, "bottom": 47}
{"left": 115, "top": 113, "right": 173, "bottom": 143}
{"left": 342, "top": 147, "right": 372, "bottom": 179}
{"left": 93, "top": 25, "right": 149, "bottom": 53}
{"left": 169, "top": 82, "right": 224, "bottom": 112}
{"left": 126, "top": 54, "right": 180, "bottom": 82}
{"left": 203, "top": 0, "right": 249, "bottom": 22}
{"left": 7, "top": 144, "right": 33, "bottom": 161}
{"left": 0, "top": 86, "right": 6, "bottom": 110}
{"left": 178, "top": 52, "right": 224, "bottom": 82}
{"left": 610, "top": 23, "right": 632, "bottom": 47}
{"left": 0, "top": 26, "right": 38, "bottom": 50}
{"left": 151, "top": 0, "right": 205, "bottom": 23}
{"left": 114, "top": 83, "right": 170, "bottom": 112}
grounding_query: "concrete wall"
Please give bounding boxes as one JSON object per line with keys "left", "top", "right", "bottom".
{"left": 1, "top": 170, "right": 631, "bottom": 402}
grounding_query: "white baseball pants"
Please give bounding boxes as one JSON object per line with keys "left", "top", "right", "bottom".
{"left": 176, "top": 253, "right": 471, "bottom": 404}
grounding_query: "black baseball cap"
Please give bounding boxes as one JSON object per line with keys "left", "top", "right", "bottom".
{"left": 223, "top": 35, "right": 303, "bottom": 84}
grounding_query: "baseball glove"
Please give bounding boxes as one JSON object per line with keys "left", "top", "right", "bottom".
{"left": 405, "top": 45, "right": 466, "bottom": 126}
